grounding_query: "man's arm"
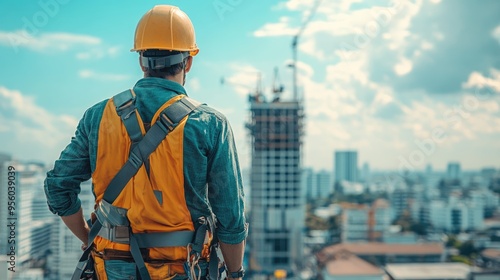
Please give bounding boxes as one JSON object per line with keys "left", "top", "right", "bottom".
{"left": 219, "top": 241, "right": 245, "bottom": 280}
{"left": 45, "top": 111, "right": 92, "bottom": 232}
{"left": 61, "top": 207, "right": 90, "bottom": 244}
{"left": 206, "top": 115, "right": 248, "bottom": 278}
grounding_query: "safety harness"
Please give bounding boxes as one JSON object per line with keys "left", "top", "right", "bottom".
{"left": 72, "top": 90, "right": 221, "bottom": 280}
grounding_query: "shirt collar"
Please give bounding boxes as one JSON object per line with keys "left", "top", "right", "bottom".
{"left": 134, "top": 77, "right": 187, "bottom": 95}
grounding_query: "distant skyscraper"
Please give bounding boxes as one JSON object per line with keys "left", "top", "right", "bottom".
{"left": 391, "top": 188, "right": 416, "bottom": 219}
{"left": 47, "top": 180, "right": 94, "bottom": 279}
{"left": 303, "top": 168, "right": 316, "bottom": 201}
{"left": 0, "top": 153, "right": 13, "bottom": 256}
{"left": 247, "top": 97, "right": 304, "bottom": 275}
{"left": 334, "top": 151, "right": 358, "bottom": 182}
{"left": 14, "top": 163, "right": 49, "bottom": 265}
{"left": 361, "top": 162, "right": 370, "bottom": 182}
{"left": 303, "top": 169, "right": 332, "bottom": 200}
{"left": 316, "top": 170, "right": 332, "bottom": 198}
{"left": 447, "top": 162, "right": 461, "bottom": 180}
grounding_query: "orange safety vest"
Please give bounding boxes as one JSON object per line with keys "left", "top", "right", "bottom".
{"left": 87, "top": 91, "right": 213, "bottom": 279}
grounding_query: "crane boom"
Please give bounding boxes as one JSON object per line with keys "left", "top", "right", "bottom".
{"left": 292, "top": 0, "right": 322, "bottom": 101}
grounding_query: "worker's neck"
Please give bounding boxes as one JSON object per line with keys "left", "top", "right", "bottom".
{"left": 144, "top": 74, "right": 184, "bottom": 86}
{"left": 165, "top": 74, "right": 184, "bottom": 86}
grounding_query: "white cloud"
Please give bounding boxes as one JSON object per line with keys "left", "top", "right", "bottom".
{"left": 245, "top": 0, "right": 500, "bottom": 170}
{"left": 295, "top": 60, "right": 315, "bottom": 78}
{"left": 254, "top": 17, "right": 298, "bottom": 37}
{"left": 394, "top": 56, "right": 413, "bottom": 76}
{"left": 0, "top": 86, "right": 78, "bottom": 161}
{"left": 0, "top": 30, "right": 101, "bottom": 52}
{"left": 492, "top": 25, "right": 500, "bottom": 44}
{"left": 462, "top": 68, "right": 500, "bottom": 92}
{"left": 76, "top": 46, "right": 121, "bottom": 60}
{"left": 78, "top": 69, "right": 130, "bottom": 82}
{"left": 224, "top": 64, "right": 262, "bottom": 97}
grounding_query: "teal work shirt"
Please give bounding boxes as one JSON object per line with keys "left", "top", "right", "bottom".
{"left": 44, "top": 77, "right": 247, "bottom": 245}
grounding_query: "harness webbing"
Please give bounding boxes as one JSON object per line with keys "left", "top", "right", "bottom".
{"left": 72, "top": 93, "right": 202, "bottom": 280}
{"left": 114, "top": 89, "right": 148, "bottom": 172}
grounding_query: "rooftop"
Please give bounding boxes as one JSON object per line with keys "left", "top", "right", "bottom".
{"left": 339, "top": 202, "right": 369, "bottom": 210}
{"left": 385, "top": 263, "right": 471, "bottom": 280}
{"left": 324, "top": 250, "right": 385, "bottom": 276}
{"left": 318, "top": 242, "right": 443, "bottom": 264}
{"left": 481, "top": 249, "right": 500, "bottom": 261}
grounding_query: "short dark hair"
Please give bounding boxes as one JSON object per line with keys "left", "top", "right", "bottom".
{"left": 142, "top": 50, "right": 187, "bottom": 78}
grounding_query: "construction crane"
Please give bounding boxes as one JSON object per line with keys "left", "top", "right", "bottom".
{"left": 290, "top": 0, "right": 322, "bottom": 101}
{"left": 272, "top": 67, "right": 285, "bottom": 102}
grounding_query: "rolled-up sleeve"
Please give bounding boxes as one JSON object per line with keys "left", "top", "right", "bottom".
{"left": 44, "top": 112, "right": 91, "bottom": 216}
{"left": 207, "top": 117, "right": 248, "bottom": 244}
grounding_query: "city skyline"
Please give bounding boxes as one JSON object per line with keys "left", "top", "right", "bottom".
{"left": 1, "top": 150, "right": 499, "bottom": 278}
{"left": 0, "top": 1, "right": 499, "bottom": 171}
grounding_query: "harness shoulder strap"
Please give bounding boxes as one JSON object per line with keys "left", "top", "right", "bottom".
{"left": 113, "top": 89, "right": 143, "bottom": 145}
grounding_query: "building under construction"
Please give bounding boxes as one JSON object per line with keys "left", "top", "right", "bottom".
{"left": 247, "top": 92, "right": 305, "bottom": 276}
{"left": 245, "top": 2, "right": 320, "bottom": 277}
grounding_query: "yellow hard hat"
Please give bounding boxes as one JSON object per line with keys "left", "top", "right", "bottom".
{"left": 131, "top": 5, "right": 199, "bottom": 56}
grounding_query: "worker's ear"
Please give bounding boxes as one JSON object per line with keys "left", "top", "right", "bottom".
{"left": 139, "top": 54, "right": 147, "bottom": 72}
{"left": 184, "top": 56, "right": 193, "bottom": 73}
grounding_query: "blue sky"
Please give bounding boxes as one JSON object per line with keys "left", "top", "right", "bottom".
{"left": 1, "top": 0, "right": 499, "bottom": 172}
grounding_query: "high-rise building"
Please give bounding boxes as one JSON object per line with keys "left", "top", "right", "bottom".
{"left": 47, "top": 180, "right": 94, "bottom": 279}
{"left": 247, "top": 96, "right": 304, "bottom": 276}
{"left": 303, "top": 169, "right": 332, "bottom": 200}
{"left": 303, "top": 168, "right": 316, "bottom": 201}
{"left": 429, "top": 196, "right": 484, "bottom": 233}
{"left": 17, "top": 163, "right": 48, "bottom": 265}
{"left": 341, "top": 204, "right": 369, "bottom": 242}
{"left": 341, "top": 199, "right": 392, "bottom": 242}
{"left": 447, "top": 162, "right": 461, "bottom": 180}
{"left": 0, "top": 160, "right": 52, "bottom": 279}
{"left": 361, "top": 162, "right": 370, "bottom": 182}
{"left": 334, "top": 151, "right": 358, "bottom": 183}
{"left": 391, "top": 188, "right": 416, "bottom": 219}
{"left": 0, "top": 153, "right": 13, "bottom": 256}
{"left": 316, "top": 170, "right": 332, "bottom": 198}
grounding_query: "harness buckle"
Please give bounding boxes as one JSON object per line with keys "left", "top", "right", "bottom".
{"left": 114, "top": 226, "right": 130, "bottom": 244}
{"left": 160, "top": 113, "right": 175, "bottom": 131}
{"left": 117, "top": 100, "right": 135, "bottom": 113}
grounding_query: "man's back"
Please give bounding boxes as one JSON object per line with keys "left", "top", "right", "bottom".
{"left": 45, "top": 5, "right": 247, "bottom": 279}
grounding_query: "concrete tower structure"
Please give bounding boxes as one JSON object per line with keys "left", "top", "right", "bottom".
{"left": 247, "top": 95, "right": 305, "bottom": 276}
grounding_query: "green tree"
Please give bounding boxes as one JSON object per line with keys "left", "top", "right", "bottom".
{"left": 458, "top": 241, "right": 477, "bottom": 257}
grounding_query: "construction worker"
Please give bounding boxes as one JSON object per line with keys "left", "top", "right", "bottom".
{"left": 44, "top": 5, "right": 247, "bottom": 280}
